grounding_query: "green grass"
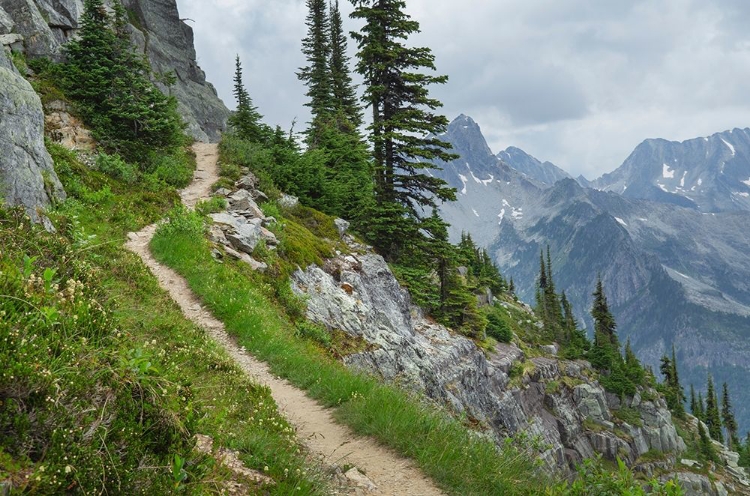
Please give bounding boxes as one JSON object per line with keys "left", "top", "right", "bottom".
{"left": 0, "top": 146, "right": 327, "bottom": 493}
{"left": 151, "top": 209, "right": 552, "bottom": 495}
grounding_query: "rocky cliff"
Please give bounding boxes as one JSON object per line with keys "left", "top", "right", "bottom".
{"left": 0, "top": 46, "right": 64, "bottom": 228}
{"left": 289, "top": 245, "right": 750, "bottom": 494}
{"left": 0, "top": 0, "right": 228, "bottom": 142}
{"left": 291, "top": 252, "right": 686, "bottom": 467}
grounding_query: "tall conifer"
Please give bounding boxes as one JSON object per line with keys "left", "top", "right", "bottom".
{"left": 329, "top": 0, "right": 362, "bottom": 128}
{"left": 721, "top": 382, "right": 738, "bottom": 449}
{"left": 350, "top": 0, "right": 457, "bottom": 259}
{"left": 705, "top": 375, "right": 724, "bottom": 442}
{"left": 298, "top": 0, "right": 333, "bottom": 145}
{"left": 230, "top": 56, "right": 266, "bottom": 143}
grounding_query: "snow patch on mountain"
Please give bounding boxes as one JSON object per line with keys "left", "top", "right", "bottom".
{"left": 615, "top": 217, "right": 628, "bottom": 227}
{"left": 721, "top": 138, "right": 736, "bottom": 156}
{"left": 663, "top": 164, "right": 675, "bottom": 179}
{"left": 459, "top": 174, "right": 468, "bottom": 195}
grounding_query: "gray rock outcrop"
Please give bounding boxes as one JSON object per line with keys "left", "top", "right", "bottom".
{"left": 0, "top": 0, "right": 228, "bottom": 142}
{"left": 0, "top": 6, "right": 15, "bottom": 34}
{"left": 0, "top": 46, "right": 64, "bottom": 227}
{"left": 291, "top": 249, "right": 687, "bottom": 474}
{"left": 206, "top": 173, "right": 276, "bottom": 271}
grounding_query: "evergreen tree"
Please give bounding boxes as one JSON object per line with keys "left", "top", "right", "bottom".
{"left": 740, "top": 433, "right": 750, "bottom": 468}
{"left": 508, "top": 277, "right": 515, "bottom": 294}
{"left": 298, "top": 0, "right": 334, "bottom": 145}
{"left": 659, "top": 352, "right": 685, "bottom": 419}
{"left": 589, "top": 276, "right": 620, "bottom": 372}
{"left": 705, "top": 375, "right": 724, "bottom": 443}
{"left": 624, "top": 339, "right": 645, "bottom": 386}
{"left": 419, "top": 213, "right": 486, "bottom": 338}
{"left": 721, "top": 382, "right": 739, "bottom": 449}
{"left": 671, "top": 345, "right": 686, "bottom": 410}
{"left": 536, "top": 250, "right": 547, "bottom": 305}
{"left": 350, "top": 0, "right": 457, "bottom": 259}
{"left": 230, "top": 56, "right": 267, "bottom": 143}
{"left": 696, "top": 391, "right": 705, "bottom": 421}
{"left": 560, "top": 291, "right": 590, "bottom": 359}
{"left": 699, "top": 422, "right": 718, "bottom": 463}
{"left": 63, "top": 0, "right": 183, "bottom": 161}
{"left": 689, "top": 384, "right": 698, "bottom": 416}
{"left": 544, "top": 247, "right": 563, "bottom": 339}
{"left": 329, "top": 0, "right": 362, "bottom": 128}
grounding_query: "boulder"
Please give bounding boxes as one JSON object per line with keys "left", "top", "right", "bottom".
{"left": 0, "top": 47, "right": 64, "bottom": 228}
{"left": 279, "top": 193, "right": 299, "bottom": 208}
{"left": 227, "top": 189, "right": 265, "bottom": 217}
{"left": 225, "top": 220, "right": 262, "bottom": 254}
{"left": 660, "top": 472, "right": 717, "bottom": 496}
{"left": 0, "top": 6, "right": 14, "bottom": 34}
{"left": 573, "top": 384, "right": 610, "bottom": 422}
{"left": 0, "top": 0, "right": 60, "bottom": 58}
{"left": 334, "top": 217, "right": 350, "bottom": 237}
{"left": 235, "top": 172, "right": 258, "bottom": 191}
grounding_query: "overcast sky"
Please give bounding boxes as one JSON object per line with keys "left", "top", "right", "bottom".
{"left": 176, "top": 0, "right": 750, "bottom": 180}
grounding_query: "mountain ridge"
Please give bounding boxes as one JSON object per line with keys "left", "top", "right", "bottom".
{"left": 434, "top": 115, "right": 750, "bottom": 436}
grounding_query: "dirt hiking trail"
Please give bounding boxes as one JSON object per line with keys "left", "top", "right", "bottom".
{"left": 125, "top": 142, "right": 445, "bottom": 496}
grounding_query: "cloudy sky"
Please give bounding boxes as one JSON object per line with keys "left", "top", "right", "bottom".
{"left": 176, "top": 0, "right": 750, "bottom": 180}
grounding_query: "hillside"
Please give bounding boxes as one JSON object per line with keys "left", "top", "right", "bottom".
{"left": 2, "top": 1, "right": 750, "bottom": 495}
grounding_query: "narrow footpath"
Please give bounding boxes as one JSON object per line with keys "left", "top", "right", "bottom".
{"left": 125, "top": 142, "right": 444, "bottom": 496}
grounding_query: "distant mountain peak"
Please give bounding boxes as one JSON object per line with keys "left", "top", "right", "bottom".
{"left": 498, "top": 146, "right": 572, "bottom": 186}
{"left": 592, "top": 127, "right": 750, "bottom": 212}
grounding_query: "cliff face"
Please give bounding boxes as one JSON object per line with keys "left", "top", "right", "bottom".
{"left": 291, "top": 248, "right": 749, "bottom": 494}
{"left": 0, "top": 0, "right": 228, "bottom": 142}
{"left": 0, "top": 46, "right": 64, "bottom": 228}
{"left": 291, "top": 253, "right": 685, "bottom": 468}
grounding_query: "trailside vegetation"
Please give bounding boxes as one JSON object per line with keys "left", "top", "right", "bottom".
{"left": 61, "top": 0, "right": 185, "bottom": 162}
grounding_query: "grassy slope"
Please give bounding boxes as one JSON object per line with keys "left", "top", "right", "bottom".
{"left": 0, "top": 145, "right": 326, "bottom": 494}
{"left": 151, "top": 206, "right": 550, "bottom": 493}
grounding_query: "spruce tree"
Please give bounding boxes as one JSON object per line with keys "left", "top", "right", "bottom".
{"left": 659, "top": 352, "right": 685, "bottom": 419}
{"left": 329, "top": 0, "right": 362, "bottom": 128}
{"left": 63, "top": 0, "right": 183, "bottom": 160}
{"left": 624, "top": 339, "right": 645, "bottom": 386}
{"left": 690, "top": 384, "right": 698, "bottom": 416}
{"left": 705, "top": 375, "right": 724, "bottom": 443}
{"left": 544, "top": 247, "right": 563, "bottom": 339}
{"left": 589, "top": 276, "right": 620, "bottom": 372}
{"left": 230, "top": 56, "right": 266, "bottom": 143}
{"left": 350, "top": 0, "right": 457, "bottom": 259}
{"left": 696, "top": 391, "right": 706, "bottom": 421}
{"left": 536, "top": 250, "right": 548, "bottom": 321}
{"left": 560, "top": 291, "right": 590, "bottom": 359}
{"left": 721, "top": 382, "right": 738, "bottom": 449}
{"left": 298, "top": 0, "right": 333, "bottom": 146}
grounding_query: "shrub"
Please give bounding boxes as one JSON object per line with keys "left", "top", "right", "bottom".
{"left": 156, "top": 206, "right": 205, "bottom": 238}
{"left": 149, "top": 151, "right": 194, "bottom": 188}
{"left": 195, "top": 197, "right": 226, "bottom": 216}
{"left": 486, "top": 309, "right": 513, "bottom": 343}
{"left": 96, "top": 152, "right": 138, "bottom": 184}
